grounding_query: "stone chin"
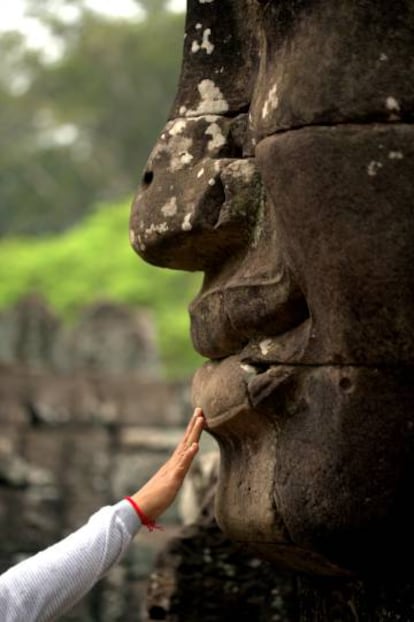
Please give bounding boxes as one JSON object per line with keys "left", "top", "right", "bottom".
{"left": 192, "top": 356, "right": 414, "bottom": 577}
{"left": 191, "top": 356, "right": 352, "bottom": 577}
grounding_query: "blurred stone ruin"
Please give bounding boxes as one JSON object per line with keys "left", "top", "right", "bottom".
{"left": 0, "top": 295, "right": 294, "bottom": 622}
{"left": 0, "top": 294, "right": 192, "bottom": 620}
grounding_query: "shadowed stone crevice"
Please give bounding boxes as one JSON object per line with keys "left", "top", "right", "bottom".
{"left": 264, "top": 119, "right": 414, "bottom": 138}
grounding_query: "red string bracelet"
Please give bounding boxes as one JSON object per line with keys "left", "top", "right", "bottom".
{"left": 124, "top": 496, "right": 163, "bottom": 532}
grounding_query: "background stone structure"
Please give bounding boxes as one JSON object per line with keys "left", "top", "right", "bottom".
{"left": 1, "top": 296, "right": 292, "bottom": 622}
{"left": 0, "top": 296, "right": 194, "bottom": 621}
{"left": 2, "top": 297, "right": 414, "bottom": 620}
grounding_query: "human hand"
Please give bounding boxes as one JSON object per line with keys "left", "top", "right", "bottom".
{"left": 130, "top": 407, "right": 205, "bottom": 521}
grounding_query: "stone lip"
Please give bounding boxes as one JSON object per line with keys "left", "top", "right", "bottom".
{"left": 191, "top": 352, "right": 300, "bottom": 428}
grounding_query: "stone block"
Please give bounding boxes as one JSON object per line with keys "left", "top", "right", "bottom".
{"left": 61, "top": 303, "right": 161, "bottom": 377}
{"left": 119, "top": 426, "right": 184, "bottom": 451}
{"left": 118, "top": 379, "right": 191, "bottom": 426}
{"left": 0, "top": 365, "right": 30, "bottom": 425}
{"left": 27, "top": 372, "right": 73, "bottom": 425}
{"left": 61, "top": 428, "right": 111, "bottom": 531}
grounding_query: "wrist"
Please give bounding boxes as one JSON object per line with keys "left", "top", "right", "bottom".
{"left": 124, "top": 496, "right": 163, "bottom": 531}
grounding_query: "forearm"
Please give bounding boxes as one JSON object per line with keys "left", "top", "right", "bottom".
{"left": 0, "top": 500, "right": 140, "bottom": 622}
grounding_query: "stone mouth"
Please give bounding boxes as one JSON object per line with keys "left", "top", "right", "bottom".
{"left": 191, "top": 321, "right": 310, "bottom": 429}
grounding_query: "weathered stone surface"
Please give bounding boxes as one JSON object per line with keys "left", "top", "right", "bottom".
{"left": 0, "top": 295, "right": 60, "bottom": 369}
{"left": 131, "top": 0, "right": 414, "bottom": 582}
{"left": 59, "top": 302, "right": 160, "bottom": 376}
{"left": 3, "top": 0, "right": 414, "bottom": 618}
{"left": 0, "top": 297, "right": 161, "bottom": 378}
{"left": 118, "top": 378, "right": 191, "bottom": 426}
{"left": 119, "top": 427, "right": 184, "bottom": 450}
{"left": 170, "top": 0, "right": 259, "bottom": 118}
{"left": 0, "top": 365, "right": 32, "bottom": 425}
{"left": 256, "top": 124, "right": 414, "bottom": 365}
{"left": 145, "top": 483, "right": 297, "bottom": 622}
{"left": 249, "top": 1, "right": 414, "bottom": 140}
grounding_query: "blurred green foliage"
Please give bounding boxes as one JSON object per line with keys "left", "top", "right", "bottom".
{"left": 0, "top": 2, "right": 207, "bottom": 378}
{"left": 0, "top": 2, "right": 184, "bottom": 234}
{"left": 0, "top": 199, "right": 204, "bottom": 378}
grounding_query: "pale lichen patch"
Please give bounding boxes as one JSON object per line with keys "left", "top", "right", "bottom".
{"left": 180, "top": 152, "right": 194, "bottom": 166}
{"left": 179, "top": 105, "right": 187, "bottom": 115}
{"left": 240, "top": 363, "right": 257, "bottom": 375}
{"left": 208, "top": 178, "right": 216, "bottom": 186}
{"left": 197, "top": 168, "right": 205, "bottom": 178}
{"left": 182, "top": 212, "right": 193, "bottom": 231}
{"left": 161, "top": 196, "right": 178, "bottom": 217}
{"left": 186, "top": 79, "right": 229, "bottom": 116}
{"left": 259, "top": 339, "right": 273, "bottom": 356}
{"left": 388, "top": 150, "right": 404, "bottom": 159}
{"left": 205, "top": 121, "right": 226, "bottom": 151}
{"left": 167, "top": 133, "right": 194, "bottom": 172}
{"left": 385, "top": 96, "right": 400, "bottom": 111}
{"left": 145, "top": 222, "right": 169, "bottom": 236}
{"left": 385, "top": 96, "right": 401, "bottom": 120}
{"left": 199, "top": 0, "right": 214, "bottom": 3}
{"left": 129, "top": 229, "right": 135, "bottom": 245}
{"left": 226, "top": 159, "right": 257, "bottom": 183}
{"left": 367, "top": 160, "right": 383, "bottom": 176}
{"left": 169, "top": 119, "right": 187, "bottom": 136}
{"left": 136, "top": 234, "right": 145, "bottom": 251}
{"left": 202, "top": 28, "right": 214, "bottom": 54}
{"left": 262, "top": 82, "right": 279, "bottom": 119}
{"left": 379, "top": 53, "right": 388, "bottom": 62}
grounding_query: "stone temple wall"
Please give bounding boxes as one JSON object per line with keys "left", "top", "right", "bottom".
{"left": 0, "top": 295, "right": 199, "bottom": 621}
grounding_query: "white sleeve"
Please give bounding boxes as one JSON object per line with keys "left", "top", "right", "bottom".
{"left": 0, "top": 500, "right": 141, "bottom": 622}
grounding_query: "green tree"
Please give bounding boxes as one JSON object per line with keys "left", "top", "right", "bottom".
{"left": 0, "top": 3, "right": 184, "bottom": 235}
{"left": 138, "top": 0, "right": 170, "bottom": 14}
{"left": 0, "top": 198, "right": 203, "bottom": 377}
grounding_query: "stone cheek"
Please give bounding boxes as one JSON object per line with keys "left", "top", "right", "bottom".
{"left": 255, "top": 124, "right": 414, "bottom": 365}
{"left": 272, "top": 366, "right": 414, "bottom": 571}
{"left": 251, "top": 123, "right": 414, "bottom": 571}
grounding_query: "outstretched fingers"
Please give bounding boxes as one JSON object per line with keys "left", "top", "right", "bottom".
{"left": 180, "top": 407, "right": 205, "bottom": 451}
{"left": 130, "top": 409, "right": 207, "bottom": 521}
{"left": 172, "top": 408, "right": 205, "bottom": 476}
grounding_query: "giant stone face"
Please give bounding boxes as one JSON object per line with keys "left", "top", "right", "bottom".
{"left": 130, "top": 0, "right": 414, "bottom": 575}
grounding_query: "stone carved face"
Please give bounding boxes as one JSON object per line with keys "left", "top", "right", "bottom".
{"left": 130, "top": 0, "right": 414, "bottom": 575}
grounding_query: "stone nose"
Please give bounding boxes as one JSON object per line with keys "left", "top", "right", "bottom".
{"left": 129, "top": 114, "right": 261, "bottom": 271}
